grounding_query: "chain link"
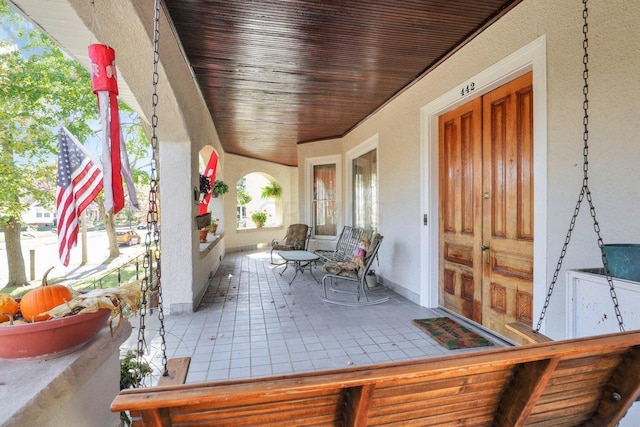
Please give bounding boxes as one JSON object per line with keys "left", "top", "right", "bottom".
{"left": 536, "top": 0, "right": 624, "bottom": 334}
{"left": 135, "top": 0, "right": 166, "bottom": 385}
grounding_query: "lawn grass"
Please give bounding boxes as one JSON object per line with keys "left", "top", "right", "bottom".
{"left": 3, "top": 254, "right": 146, "bottom": 298}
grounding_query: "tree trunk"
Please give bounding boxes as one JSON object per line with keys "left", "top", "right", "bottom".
{"left": 3, "top": 217, "right": 28, "bottom": 287}
{"left": 95, "top": 197, "right": 120, "bottom": 259}
{"left": 106, "top": 212, "right": 119, "bottom": 258}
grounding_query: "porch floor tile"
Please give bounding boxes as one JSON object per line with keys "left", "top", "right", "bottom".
{"left": 122, "top": 249, "right": 505, "bottom": 385}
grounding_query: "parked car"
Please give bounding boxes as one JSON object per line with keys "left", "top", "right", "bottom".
{"left": 136, "top": 223, "right": 147, "bottom": 230}
{"left": 116, "top": 230, "right": 141, "bottom": 246}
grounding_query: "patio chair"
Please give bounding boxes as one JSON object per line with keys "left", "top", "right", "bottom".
{"left": 322, "top": 233, "right": 389, "bottom": 306}
{"left": 315, "top": 226, "right": 374, "bottom": 263}
{"left": 270, "top": 224, "right": 312, "bottom": 264}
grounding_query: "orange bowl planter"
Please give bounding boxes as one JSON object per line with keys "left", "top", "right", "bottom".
{"left": 0, "top": 309, "right": 111, "bottom": 359}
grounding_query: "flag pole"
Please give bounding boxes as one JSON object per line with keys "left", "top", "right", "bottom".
{"left": 81, "top": 210, "right": 87, "bottom": 264}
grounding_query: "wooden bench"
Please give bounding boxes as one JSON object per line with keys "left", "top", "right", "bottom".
{"left": 315, "top": 226, "right": 374, "bottom": 263}
{"left": 111, "top": 330, "right": 640, "bottom": 426}
{"left": 155, "top": 357, "right": 191, "bottom": 387}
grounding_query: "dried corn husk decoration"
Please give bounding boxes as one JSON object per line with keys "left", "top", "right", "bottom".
{"left": 43, "top": 280, "right": 142, "bottom": 335}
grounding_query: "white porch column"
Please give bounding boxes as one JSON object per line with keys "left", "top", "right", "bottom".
{"left": 160, "top": 139, "right": 196, "bottom": 314}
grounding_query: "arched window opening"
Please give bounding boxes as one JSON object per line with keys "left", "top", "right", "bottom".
{"left": 236, "top": 172, "right": 279, "bottom": 229}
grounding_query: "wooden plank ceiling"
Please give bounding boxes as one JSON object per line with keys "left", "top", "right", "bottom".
{"left": 163, "top": 0, "right": 523, "bottom": 166}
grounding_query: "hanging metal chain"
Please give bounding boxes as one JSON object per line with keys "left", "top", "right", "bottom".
{"left": 535, "top": 0, "right": 624, "bottom": 334}
{"left": 136, "top": 0, "right": 167, "bottom": 385}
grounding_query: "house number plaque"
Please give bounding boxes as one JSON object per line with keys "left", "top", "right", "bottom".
{"left": 460, "top": 82, "right": 475, "bottom": 97}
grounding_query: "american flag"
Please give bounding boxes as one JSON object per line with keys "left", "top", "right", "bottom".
{"left": 56, "top": 127, "right": 103, "bottom": 266}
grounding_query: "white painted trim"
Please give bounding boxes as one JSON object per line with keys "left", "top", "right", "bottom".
{"left": 345, "top": 134, "right": 379, "bottom": 227}
{"left": 419, "top": 36, "right": 548, "bottom": 334}
{"left": 304, "top": 154, "right": 342, "bottom": 239}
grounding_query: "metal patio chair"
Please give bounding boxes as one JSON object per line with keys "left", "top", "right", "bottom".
{"left": 322, "top": 234, "right": 388, "bottom": 306}
{"left": 270, "top": 224, "right": 312, "bottom": 264}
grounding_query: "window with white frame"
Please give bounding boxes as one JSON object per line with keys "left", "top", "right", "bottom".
{"left": 347, "top": 135, "right": 378, "bottom": 230}
{"left": 352, "top": 149, "right": 377, "bottom": 229}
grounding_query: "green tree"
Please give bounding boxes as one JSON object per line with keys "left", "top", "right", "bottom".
{"left": 0, "top": 1, "right": 150, "bottom": 286}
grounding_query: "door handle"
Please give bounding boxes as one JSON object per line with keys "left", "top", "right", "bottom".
{"left": 481, "top": 244, "right": 490, "bottom": 264}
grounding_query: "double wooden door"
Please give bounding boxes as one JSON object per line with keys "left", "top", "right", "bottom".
{"left": 438, "top": 72, "right": 534, "bottom": 343}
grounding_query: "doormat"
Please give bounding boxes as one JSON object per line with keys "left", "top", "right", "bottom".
{"left": 412, "top": 317, "right": 494, "bottom": 350}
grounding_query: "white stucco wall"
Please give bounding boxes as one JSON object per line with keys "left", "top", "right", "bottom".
{"left": 298, "top": 0, "right": 640, "bottom": 339}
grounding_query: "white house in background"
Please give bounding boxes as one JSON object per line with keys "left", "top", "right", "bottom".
{"left": 21, "top": 202, "right": 55, "bottom": 227}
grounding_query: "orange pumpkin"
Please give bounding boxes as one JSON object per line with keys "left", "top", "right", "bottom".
{"left": 0, "top": 293, "right": 19, "bottom": 323}
{"left": 20, "top": 267, "right": 73, "bottom": 322}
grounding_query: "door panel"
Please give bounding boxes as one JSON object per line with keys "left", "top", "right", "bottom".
{"left": 438, "top": 71, "right": 533, "bottom": 343}
{"left": 439, "top": 97, "right": 483, "bottom": 323}
{"left": 482, "top": 72, "right": 534, "bottom": 339}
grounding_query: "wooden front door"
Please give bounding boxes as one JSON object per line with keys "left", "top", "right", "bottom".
{"left": 439, "top": 72, "right": 533, "bottom": 342}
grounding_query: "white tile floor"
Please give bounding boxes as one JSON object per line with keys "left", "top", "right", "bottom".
{"left": 122, "top": 249, "right": 505, "bottom": 385}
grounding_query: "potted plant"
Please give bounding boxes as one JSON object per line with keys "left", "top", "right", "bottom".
{"left": 213, "top": 180, "right": 229, "bottom": 197}
{"left": 260, "top": 181, "right": 282, "bottom": 199}
{"left": 199, "top": 228, "right": 209, "bottom": 242}
{"left": 120, "top": 350, "right": 152, "bottom": 425}
{"left": 251, "top": 210, "right": 268, "bottom": 228}
{"left": 209, "top": 217, "right": 219, "bottom": 234}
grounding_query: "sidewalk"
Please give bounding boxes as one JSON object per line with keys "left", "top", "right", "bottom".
{"left": 0, "top": 230, "right": 144, "bottom": 291}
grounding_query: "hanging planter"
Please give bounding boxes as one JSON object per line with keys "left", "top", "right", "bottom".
{"left": 260, "top": 181, "right": 282, "bottom": 199}
{"left": 213, "top": 180, "right": 229, "bottom": 197}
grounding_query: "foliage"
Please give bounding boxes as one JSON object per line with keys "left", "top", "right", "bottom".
{"left": 0, "top": 2, "right": 151, "bottom": 285}
{"left": 0, "top": 4, "right": 96, "bottom": 224}
{"left": 260, "top": 181, "right": 282, "bottom": 199}
{"left": 237, "top": 188, "right": 252, "bottom": 205}
{"left": 213, "top": 180, "right": 229, "bottom": 195}
{"left": 120, "top": 350, "right": 152, "bottom": 389}
{"left": 119, "top": 350, "right": 152, "bottom": 426}
{"left": 251, "top": 210, "right": 268, "bottom": 227}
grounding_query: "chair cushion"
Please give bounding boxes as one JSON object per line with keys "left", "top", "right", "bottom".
{"left": 365, "top": 234, "right": 381, "bottom": 260}
{"left": 285, "top": 224, "right": 308, "bottom": 247}
{"left": 322, "top": 262, "right": 359, "bottom": 278}
{"left": 273, "top": 244, "right": 295, "bottom": 251}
